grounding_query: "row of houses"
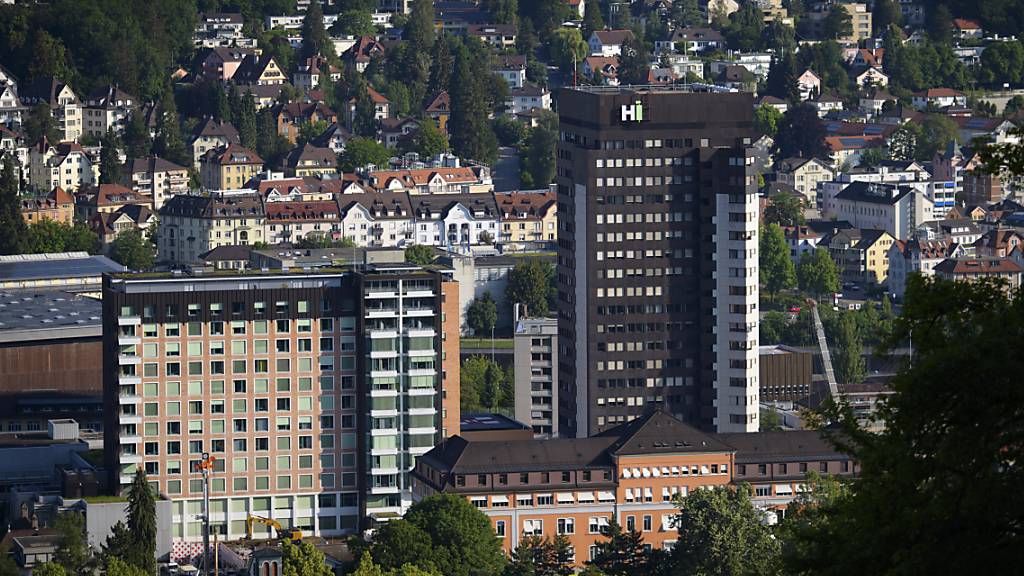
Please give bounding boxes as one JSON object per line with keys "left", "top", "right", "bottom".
{"left": 156, "top": 182, "right": 557, "bottom": 265}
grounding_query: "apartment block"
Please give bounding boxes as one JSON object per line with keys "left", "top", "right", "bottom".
{"left": 413, "top": 412, "right": 856, "bottom": 567}
{"left": 102, "top": 263, "right": 459, "bottom": 549}
{"left": 556, "top": 86, "right": 760, "bottom": 436}
{"left": 513, "top": 317, "right": 558, "bottom": 438}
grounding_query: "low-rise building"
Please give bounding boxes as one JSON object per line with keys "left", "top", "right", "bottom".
{"left": 759, "top": 345, "right": 812, "bottom": 404}
{"left": 293, "top": 55, "right": 343, "bottom": 93}
{"left": 157, "top": 189, "right": 267, "bottom": 264}
{"left": 513, "top": 317, "right": 558, "bottom": 438}
{"left": 126, "top": 156, "right": 190, "bottom": 210}
{"left": 410, "top": 193, "right": 500, "bottom": 249}
{"left": 199, "top": 144, "right": 264, "bottom": 190}
{"left": 468, "top": 24, "right": 517, "bottom": 49}
{"left": 20, "top": 186, "right": 75, "bottom": 225}
{"left": 284, "top": 143, "right": 337, "bottom": 177}
{"left": 29, "top": 140, "right": 98, "bottom": 192}
{"left": 655, "top": 27, "right": 724, "bottom": 54}
{"left": 190, "top": 118, "right": 241, "bottom": 168}
{"left": 496, "top": 190, "right": 557, "bottom": 246}
{"left": 264, "top": 200, "right": 341, "bottom": 245}
{"left": 911, "top": 88, "right": 967, "bottom": 110}
{"left": 362, "top": 165, "right": 492, "bottom": 195}
{"left": 89, "top": 204, "right": 155, "bottom": 253}
{"left": 494, "top": 55, "right": 527, "bottom": 89}
{"left": 276, "top": 101, "right": 339, "bottom": 144}
{"left": 19, "top": 77, "right": 82, "bottom": 143}
{"left": 588, "top": 30, "right": 635, "bottom": 56}
{"left": 821, "top": 228, "right": 896, "bottom": 285}
{"left": 776, "top": 157, "right": 834, "bottom": 206}
{"left": 75, "top": 183, "right": 152, "bottom": 222}
{"left": 797, "top": 69, "right": 821, "bottom": 101}
{"left": 82, "top": 85, "right": 135, "bottom": 140}
{"left": 831, "top": 181, "right": 933, "bottom": 240}
{"left": 337, "top": 190, "right": 414, "bottom": 247}
{"left": 886, "top": 238, "right": 961, "bottom": 300}
{"left": 934, "top": 256, "right": 1023, "bottom": 290}
{"left": 505, "top": 84, "right": 551, "bottom": 115}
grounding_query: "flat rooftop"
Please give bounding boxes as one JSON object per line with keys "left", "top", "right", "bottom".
{"left": 460, "top": 413, "right": 531, "bottom": 432}
{"left": 0, "top": 289, "right": 102, "bottom": 343}
{"left": 0, "top": 252, "right": 124, "bottom": 283}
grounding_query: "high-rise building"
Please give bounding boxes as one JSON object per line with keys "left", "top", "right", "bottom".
{"left": 103, "top": 262, "right": 459, "bottom": 546}
{"left": 556, "top": 86, "right": 760, "bottom": 437}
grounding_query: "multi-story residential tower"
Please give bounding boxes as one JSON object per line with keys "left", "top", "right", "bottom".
{"left": 102, "top": 262, "right": 459, "bottom": 548}
{"left": 556, "top": 86, "right": 760, "bottom": 437}
{"left": 513, "top": 317, "right": 559, "bottom": 438}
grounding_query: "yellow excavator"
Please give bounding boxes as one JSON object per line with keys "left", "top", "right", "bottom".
{"left": 244, "top": 514, "right": 303, "bottom": 542}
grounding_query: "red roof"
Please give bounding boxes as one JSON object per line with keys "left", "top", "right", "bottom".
{"left": 265, "top": 200, "right": 340, "bottom": 222}
{"left": 913, "top": 88, "right": 965, "bottom": 98}
{"left": 953, "top": 18, "right": 981, "bottom": 31}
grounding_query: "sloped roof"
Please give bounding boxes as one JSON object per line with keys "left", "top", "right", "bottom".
{"left": 202, "top": 143, "right": 263, "bottom": 166}
{"left": 934, "top": 256, "right": 1022, "bottom": 275}
{"left": 717, "top": 430, "right": 849, "bottom": 464}
{"left": 592, "top": 29, "right": 635, "bottom": 45}
{"left": 127, "top": 156, "right": 188, "bottom": 175}
{"left": 264, "top": 200, "right": 340, "bottom": 222}
{"left": 601, "top": 411, "right": 734, "bottom": 456}
{"left": 193, "top": 118, "right": 240, "bottom": 142}
{"left": 495, "top": 190, "right": 556, "bottom": 221}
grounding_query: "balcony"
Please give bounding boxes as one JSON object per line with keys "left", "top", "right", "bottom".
{"left": 118, "top": 393, "right": 141, "bottom": 405}
{"left": 118, "top": 434, "right": 141, "bottom": 444}
{"left": 407, "top": 368, "right": 435, "bottom": 378}
{"left": 119, "top": 375, "right": 141, "bottom": 386}
{"left": 369, "top": 329, "right": 399, "bottom": 339}
{"left": 405, "top": 327, "right": 435, "bottom": 339}
{"left": 365, "top": 288, "right": 398, "bottom": 299}
{"left": 407, "top": 407, "right": 436, "bottom": 417}
{"left": 370, "top": 387, "right": 399, "bottom": 398}
{"left": 120, "top": 453, "right": 142, "bottom": 464}
{"left": 370, "top": 485, "right": 401, "bottom": 495}
{"left": 370, "top": 349, "right": 399, "bottom": 360}
{"left": 407, "top": 386, "right": 435, "bottom": 397}
{"left": 118, "top": 316, "right": 141, "bottom": 326}
{"left": 407, "top": 426, "right": 436, "bottom": 436}
{"left": 402, "top": 307, "right": 435, "bottom": 318}
{"left": 369, "top": 369, "right": 400, "bottom": 379}
{"left": 118, "top": 335, "right": 141, "bottom": 346}
{"left": 406, "top": 348, "right": 435, "bottom": 358}
{"left": 118, "top": 354, "right": 141, "bottom": 365}
{"left": 402, "top": 288, "right": 434, "bottom": 298}
{"left": 367, "top": 308, "right": 398, "bottom": 318}
{"left": 119, "top": 414, "right": 142, "bottom": 425}
{"left": 370, "top": 408, "right": 399, "bottom": 418}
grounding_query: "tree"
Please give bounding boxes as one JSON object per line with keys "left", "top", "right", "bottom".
{"left": 0, "top": 156, "right": 27, "bottom": 255}
{"left": 461, "top": 356, "right": 511, "bottom": 411}
{"left": 506, "top": 259, "right": 555, "bottom": 316}
{"left": 123, "top": 111, "right": 152, "bottom": 159}
{"left": 405, "top": 244, "right": 435, "bottom": 265}
{"left": 764, "top": 192, "right": 805, "bottom": 227}
{"left": 978, "top": 40, "right": 1024, "bottom": 87}
{"left": 105, "top": 557, "right": 147, "bottom": 576}
{"left": 101, "top": 521, "right": 133, "bottom": 565}
{"left": 887, "top": 123, "right": 920, "bottom": 161}
{"left": 617, "top": 36, "right": 649, "bottom": 85}
{"left": 427, "top": 39, "right": 454, "bottom": 97}
{"left": 25, "top": 102, "right": 59, "bottom": 144}
{"left": 783, "top": 277, "right": 1024, "bottom": 574}
{"left": 753, "top": 105, "right": 783, "bottom": 138}
{"left": 100, "top": 129, "right": 123, "bottom": 185}
{"left": 125, "top": 470, "right": 156, "bottom": 575}
{"left": 153, "top": 84, "right": 189, "bottom": 167}
{"left": 822, "top": 6, "right": 852, "bottom": 40}
{"left": 282, "top": 539, "right": 333, "bottom": 576}
{"left": 671, "top": 485, "right": 780, "bottom": 576}
{"left": 53, "top": 512, "right": 92, "bottom": 576}
{"left": 918, "top": 114, "right": 960, "bottom": 161}
{"left": 857, "top": 146, "right": 887, "bottom": 169}
{"left": 582, "top": 0, "right": 604, "bottom": 37}
{"left": 449, "top": 45, "right": 498, "bottom": 164}
{"left": 493, "top": 116, "right": 527, "bottom": 147}
{"left": 467, "top": 293, "right": 498, "bottom": 335}
{"left": 760, "top": 223, "right": 797, "bottom": 301}
{"left": 31, "top": 564, "right": 66, "bottom": 576}
{"left": 760, "top": 311, "right": 788, "bottom": 345}
{"left": 832, "top": 311, "right": 866, "bottom": 385}
{"left": 797, "top": 248, "right": 839, "bottom": 299}
{"left": 589, "top": 519, "right": 651, "bottom": 576}
{"left": 333, "top": 9, "right": 376, "bottom": 36}
{"left": 405, "top": 121, "right": 449, "bottom": 160}
{"left": 765, "top": 51, "right": 798, "bottom": 104}
{"left": 237, "top": 94, "right": 258, "bottom": 150}
{"left": 111, "top": 228, "right": 155, "bottom": 271}
{"left": 548, "top": 28, "right": 588, "bottom": 72}
{"left": 27, "top": 30, "right": 72, "bottom": 82}
{"left": 405, "top": 0, "right": 436, "bottom": 54}
{"left": 925, "top": 3, "right": 953, "bottom": 45}
{"left": 375, "top": 494, "right": 505, "bottom": 576}
{"left": 723, "top": 2, "right": 765, "bottom": 52}
{"left": 774, "top": 104, "right": 829, "bottom": 160}
{"left": 871, "top": 0, "right": 901, "bottom": 37}
{"left": 521, "top": 123, "right": 557, "bottom": 188}
{"left": 301, "top": 0, "right": 336, "bottom": 61}
{"left": 369, "top": 521, "right": 437, "bottom": 573}
{"left": 338, "top": 137, "right": 391, "bottom": 172}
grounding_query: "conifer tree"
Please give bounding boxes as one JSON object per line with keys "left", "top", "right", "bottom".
{"left": 405, "top": 0, "right": 436, "bottom": 54}
{"left": 153, "top": 84, "right": 189, "bottom": 167}
{"left": 0, "top": 156, "right": 27, "bottom": 256}
{"left": 125, "top": 470, "right": 156, "bottom": 575}
{"left": 100, "top": 129, "right": 123, "bottom": 184}
{"left": 449, "top": 46, "right": 497, "bottom": 164}
{"left": 301, "top": 0, "right": 336, "bottom": 61}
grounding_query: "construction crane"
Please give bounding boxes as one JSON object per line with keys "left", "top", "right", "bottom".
{"left": 806, "top": 298, "right": 840, "bottom": 400}
{"left": 194, "top": 454, "right": 216, "bottom": 576}
{"left": 244, "top": 515, "right": 303, "bottom": 542}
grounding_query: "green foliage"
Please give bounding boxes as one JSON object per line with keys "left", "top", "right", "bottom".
{"left": 723, "top": 2, "right": 765, "bottom": 52}
{"left": 517, "top": 0, "right": 572, "bottom": 38}
{"left": 822, "top": 6, "right": 852, "bottom": 40}
{"left": 25, "top": 102, "right": 60, "bottom": 144}
{"left": 0, "top": 157, "right": 27, "bottom": 255}
{"left": 449, "top": 43, "right": 498, "bottom": 164}
{"left": 582, "top": 0, "right": 604, "bottom": 36}
{"left": 53, "top": 512, "right": 92, "bottom": 576}
{"left": 671, "top": 485, "right": 780, "bottom": 576}
{"left": 31, "top": 563, "right": 66, "bottom": 576}
{"left": 467, "top": 293, "right": 498, "bottom": 335}
{"left": 888, "top": 114, "right": 959, "bottom": 162}
{"left": 589, "top": 519, "right": 654, "bottom": 576}
{"left": 333, "top": 9, "right": 376, "bottom": 36}
{"left": 753, "top": 105, "right": 783, "bottom": 138}
{"left": 23, "top": 219, "right": 98, "bottom": 254}
{"left": 105, "top": 557, "right": 147, "bottom": 576}
{"left": 282, "top": 539, "right": 333, "bottom": 576}
{"left": 101, "top": 521, "right": 133, "bottom": 566}
{"left": 881, "top": 30, "right": 969, "bottom": 92}
{"left": 124, "top": 470, "right": 156, "bottom": 575}
{"left": 505, "top": 259, "right": 555, "bottom": 316}
{"left": 100, "top": 129, "right": 123, "bottom": 184}
{"left": 784, "top": 276, "right": 1024, "bottom": 573}
{"left": 403, "top": 121, "right": 450, "bottom": 160}
{"left": 123, "top": 112, "right": 152, "bottom": 159}
{"left": 831, "top": 311, "right": 866, "bottom": 385}
{"left": 152, "top": 83, "right": 190, "bottom": 168}
{"left": 764, "top": 192, "right": 805, "bottom": 227}
{"left": 547, "top": 28, "right": 588, "bottom": 71}
{"left": 774, "top": 104, "right": 829, "bottom": 160}
{"left": 759, "top": 311, "right": 788, "bottom": 345}
{"left": 295, "top": 233, "right": 356, "bottom": 249}
{"left": 520, "top": 122, "right": 557, "bottom": 188}
{"left": 111, "top": 228, "right": 155, "bottom": 271}
{"left": 374, "top": 494, "right": 506, "bottom": 576}
{"left": 760, "top": 223, "right": 797, "bottom": 300}
{"left": 797, "top": 248, "right": 839, "bottom": 299}
{"left": 338, "top": 138, "right": 391, "bottom": 172}
{"left": 871, "top": 0, "right": 901, "bottom": 36}
{"left": 461, "top": 355, "right": 512, "bottom": 412}
{"left": 297, "top": 119, "right": 330, "bottom": 145}
{"left": 405, "top": 0, "right": 436, "bottom": 54}
{"left": 617, "top": 36, "right": 649, "bottom": 86}
{"left": 404, "top": 244, "right": 435, "bottom": 265}
{"left": 764, "top": 52, "right": 798, "bottom": 105}
{"left": 857, "top": 146, "right": 888, "bottom": 169}
{"left": 301, "top": 0, "right": 336, "bottom": 61}
{"left": 482, "top": 0, "right": 519, "bottom": 25}
{"left": 493, "top": 116, "right": 527, "bottom": 147}
{"left": 506, "top": 536, "right": 574, "bottom": 576}
{"left": 797, "top": 41, "right": 851, "bottom": 97}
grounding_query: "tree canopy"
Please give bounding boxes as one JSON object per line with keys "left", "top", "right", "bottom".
{"left": 506, "top": 259, "right": 556, "bottom": 317}
{"left": 760, "top": 223, "right": 796, "bottom": 301}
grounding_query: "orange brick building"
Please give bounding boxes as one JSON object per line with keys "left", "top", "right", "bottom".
{"left": 412, "top": 412, "right": 857, "bottom": 566}
{"left": 21, "top": 186, "right": 75, "bottom": 225}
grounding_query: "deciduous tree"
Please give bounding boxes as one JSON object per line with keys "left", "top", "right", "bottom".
{"left": 282, "top": 539, "right": 333, "bottom": 576}
{"left": 797, "top": 247, "right": 839, "bottom": 299}
{"left": 764, "top": 192, "right": 805, "bottom": 227}
{"left": 467, "top": 293, "right": 498, "bottom": 335}
{"left": 506, "top": 259, "right": 555, "bottom": 316}
{"left": 111, "top": 229, "right": 156, "bottom": 271}
{"left": 338, "top": 138, "right": 391, "bottom": 172}
{"left": 774, "top": 104, "right": 829, "bottom": 160}
{"left": 404, "top": 244, "right": 435, "bottom": 265}
{"left": 0, "top": 157, "right": 27, "bottom": 255}
{"left": 760, "top": 223, "right": 797, "bottom": 301}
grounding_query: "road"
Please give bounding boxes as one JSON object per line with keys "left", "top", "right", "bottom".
{"left": 493, "top": 146, "right": 521, "bottom": 192}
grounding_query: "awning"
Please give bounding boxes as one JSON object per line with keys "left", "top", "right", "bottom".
{"left": 492, "top": 495, "right": 509, "bottom": 504}
{"left": 624, "top": 488, "right": 634, "bottom": 501}
{"left": 597, "top": 491, "right": 615, "bottom": 502}
{"left": 622, "top": 468, "right": 632, "bottom": 479}
{"left": 642, "top": 468, "right": 651, "bottom": 478}
{"left": 557, "top": 492, "right": 574, "bottom": 504}
{"left": 671, "top": 466, "right": 680, "bottom": 475}
{"left": 661, "top": 514, "right": 676, "bottom": 531}
{"left": 700, "top": 465, "right": 709, "bottom": 474}
{"left": 651, "top": 467, "right": 661, "bottom": 477}
{"left": 775, "top": 484, "right": 793, "bottom": 495}
{"left": 631, "top": 467, "right": 641, "bottom": 477}
{"left": 661, "top": 467, "right": 671, "bottom": 476}
{"left": 577, "top": 492, "right": 595, "bottom": 503}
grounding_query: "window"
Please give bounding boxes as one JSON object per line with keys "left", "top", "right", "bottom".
{"left": 557, "top": 518, "right": 575, "bottom": 535}
{"left": 537, "top": 494, "right": 553, "bottom": 506}
{"left": 523, "top": 519, "right": 543, "bottom": 536}
{"left": 643, "top": 515, "right": 652, "bottom": 532}
{"left": 588, "top": 517, "right": 608, "bottom": 534}
{"left": 495, "top": 520, "right": 506, "bottom": 538}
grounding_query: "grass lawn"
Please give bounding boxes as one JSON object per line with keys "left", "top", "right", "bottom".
{"left": 460, "top": 337, "right": 514, "bottom": 349}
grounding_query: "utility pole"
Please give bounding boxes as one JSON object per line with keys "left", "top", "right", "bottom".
{"left": 196, "top": 454, "right": 216, "bottom": 576}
